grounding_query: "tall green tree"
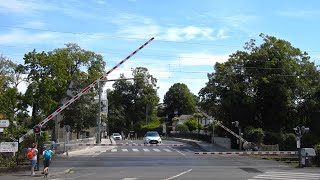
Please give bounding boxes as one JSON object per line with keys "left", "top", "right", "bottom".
{"left": 0, "top": 55, "right": 28, "bottom": 136}
{"left": 163, "top": 83, "right": 196, "bottom": 124}
{"left": 23, "top": 44, "right": 105, "bottom": 133}
{"left": 199, "top": 34, "right": 319, "bottom": 134}
{"left": 108, "top": 67, "right": 159, "bottom": 133}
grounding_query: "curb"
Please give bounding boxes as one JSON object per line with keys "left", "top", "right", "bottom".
{"left": 0, "top": 166, "right": 30, "bottom": 173}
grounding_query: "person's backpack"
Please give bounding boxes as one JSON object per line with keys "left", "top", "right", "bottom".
{"left": 27, "top": 149, "right": 34, "bottom": 160}
{"left": 43, "top": 150, "right": 51, "bottom": 160}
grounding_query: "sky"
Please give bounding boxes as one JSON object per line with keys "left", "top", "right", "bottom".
{"left": 1, "top": 0, "right": 320, "bottom": 103}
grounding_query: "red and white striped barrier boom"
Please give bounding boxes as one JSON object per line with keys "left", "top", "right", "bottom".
{"left": 194, "top": 151, "right": 297, "bottom": 155}
{"left": 49, "top": 143, "right": 184, "bottom": 147}
{"left": 199, "top": 110, "right": 248, "bottom": 143}
{"left": 19, "top": 37, "right": 155, "bottom": 142}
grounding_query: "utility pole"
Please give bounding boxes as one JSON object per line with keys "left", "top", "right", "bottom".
{"left": 232, "top": 121, "right": 242, "bottom": 150}
{"left": 145, "top": 104, "right": 148, "bottom": 124}
{"left": 96, "top": 81, "right": 102, "bottom": 144}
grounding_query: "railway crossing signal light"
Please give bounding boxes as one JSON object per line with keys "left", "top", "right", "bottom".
{"left": 33, "top": 125, "right": 41, "bottom": 135}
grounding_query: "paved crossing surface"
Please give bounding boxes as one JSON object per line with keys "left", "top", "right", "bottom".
{"left": 248, "top": 171, "right": 320, "bottom": 180}
{"left": 107, "top": 146, "right": 194, "bottom": 153}
{"left": 2, "top": 139, "right": 319, "bottom": 180}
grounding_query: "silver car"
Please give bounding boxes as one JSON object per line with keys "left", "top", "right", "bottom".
{"left": 143, "top": 131, "right": 162, "bottom": 144}
{"left": 112, "top": 133, "right": 122, "bottom": 140}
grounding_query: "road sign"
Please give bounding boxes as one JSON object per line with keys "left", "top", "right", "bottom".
{"left": 0, "top": 128, "right": 4, "bottom": 132}
{"left": 0, "top": 119, "right": 9, "bottom": 128}
{"left": 0, "top": 142, "right": 18, "bottom": 152}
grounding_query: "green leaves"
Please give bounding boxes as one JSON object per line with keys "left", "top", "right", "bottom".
{"left": 108, "top": 67, "right": 159, "bottom": 133}
{"left": 163, "top": 83, "right": 196, "bottom": 122}
{"left": 199, "top": 34, "right": 320, "bottom": 136}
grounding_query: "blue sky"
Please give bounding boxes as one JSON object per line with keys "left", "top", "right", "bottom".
{"left": 1, "top": 0, "right": 320, "bottom": 102}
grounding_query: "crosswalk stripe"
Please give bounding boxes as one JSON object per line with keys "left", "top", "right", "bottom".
{"left": 249, "top": 171, "right": 320, "bottom": 180}
{"left": 111, "top": 149, "right": 117, "bottom": 152}
{"left": 153, "top": 148, "right": 161, "bottom": 152}
{"left": 163, "top": 149, "right": 172, "bottom": 152}
{"left": 143, "top": 148, "right": 150, "bottom": 152}
{"left": 132, "top": 148, "right": 139, "bottom": 152}
{"left": 122, "top": 149, "right": 128, "bottom": 152}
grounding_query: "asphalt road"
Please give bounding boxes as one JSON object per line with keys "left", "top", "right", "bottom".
{"left": 2, "top": 139, "right": 320, "bottom": 180}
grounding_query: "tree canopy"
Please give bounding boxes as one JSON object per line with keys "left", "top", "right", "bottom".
{"left": 163, "top": 83, "right": 196, "bottom": 123}
{"left": 199, "top": 34, "right": 320, "bottom": 143}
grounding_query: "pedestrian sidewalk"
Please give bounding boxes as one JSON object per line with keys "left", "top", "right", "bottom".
{"left": 58, "top": 138, "right": 116, "bottom": 157}
{"left": 170, "top": 137, "right": 231, "bottom": 152}
{"left": 0, "top": 167, "right": 73, "bottom": 180}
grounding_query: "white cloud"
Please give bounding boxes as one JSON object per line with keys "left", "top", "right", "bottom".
{"left": 277, "top": 10, "right": 319, "bottom": 18}
{"left": 22, "top": 21, "right": 47, "bottom": 29}
{"left": 223, "top": 15, "right": 257, "bottom": 28}
{"left": 96, "top": 0, "right": 107, "bottom": 5}
{"left": 0, "top": 0, "right": 41, "bottom": 14}
{"left": 161, "top": 26, "right": 215, "bottom": 41}
{"left": 174, "top": 53, "right": 229, "bottom": 66}
{"left": 0, "top": 30, "right": 57, "bottom": 44}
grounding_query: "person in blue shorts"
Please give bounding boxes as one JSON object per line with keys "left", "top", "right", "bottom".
{"left": 43, "top": 145, "right": 53, "bottom": 177}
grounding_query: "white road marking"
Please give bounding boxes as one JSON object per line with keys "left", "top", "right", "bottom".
{"left": 111, "top": 149, "right": 117, "bottom": 152}
{"left": 122, "top": 178, "right": 138, "bottom": 180}
{"left": 153, "top": 148, "right": 161, "bottom": 152}
{"left": 132, "top": 148, "right": 139, "bottom": 152}
{"left": 66, "top": 172, "right": 95, "bottom": 179}
{"left": 163, "top": 149, "right": 172, "bottom": 152}
{"left": 143, "top": 148, "right": 150, "bottom": 152}
{"left": 167, "top": 146, "right": 185, "bottom": 156}
{"left": 164, "top": 169, "right": 192, "bottom": 180}
{"left": 122, "top": 149, "right": 128, "bottom": 152}
{"left": 249, "top": 171, "right": 320, "bottom": 180}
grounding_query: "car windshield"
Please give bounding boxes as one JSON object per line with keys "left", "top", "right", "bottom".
{"left": 113, "top": 133, "right": 120, "bottom": 136}
{"left": 146, "top": 132, "right": 159, "bottom": 137}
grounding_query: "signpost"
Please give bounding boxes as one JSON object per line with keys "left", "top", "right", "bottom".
{"left": 0, "top": 119, "right": 10, "bottom": 128}
{"left": 0, "top": 142, "right": 18, "bottom": 152}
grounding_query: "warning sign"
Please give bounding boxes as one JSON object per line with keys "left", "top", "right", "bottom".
{"left": 0, "top": 142, "right": 18, "bottom": 152}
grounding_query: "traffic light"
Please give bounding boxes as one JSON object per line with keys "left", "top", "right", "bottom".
{"left": 33, "top": 125, "right": 41, "bottom": 135}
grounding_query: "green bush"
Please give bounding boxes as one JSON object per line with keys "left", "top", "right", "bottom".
{"left": 280, "top": 133, "right": 296, "bottom": 151}
{"left": 247, "top": 128, "right": 265, "bottom": 146}
{"left": 176, "top": 124, "right": 189, "bottom": 133}
{"left": 264, "top": 131, "right": 282, "bottom": 145}
{"left": 184, "top": 118, "right": 199, "bottom": 132}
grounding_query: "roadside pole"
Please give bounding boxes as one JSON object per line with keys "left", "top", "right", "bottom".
{"left": 96, "top": 81, "right": 102, "bottom": 144}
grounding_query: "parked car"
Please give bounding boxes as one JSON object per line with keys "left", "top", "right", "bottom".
{"left": 143, "top": 131, "right": 162, "bottom": 144}
{"left": 112, "top": 133, "right": 122, "bottom": 140}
